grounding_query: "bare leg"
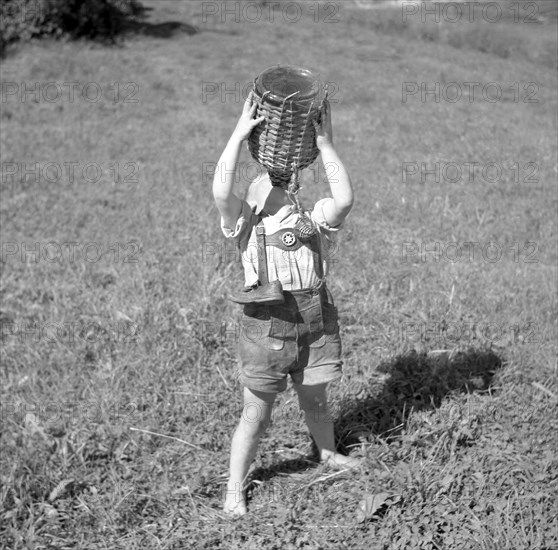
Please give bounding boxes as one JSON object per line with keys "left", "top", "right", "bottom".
{"left": 294, "top": 382, "right": 361, "bottom": 469}
{"left": 224, "top": 386, "right": 276, "bottom": 516}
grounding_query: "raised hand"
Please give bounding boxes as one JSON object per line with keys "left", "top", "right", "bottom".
{"left": 312, "top": 98, "right": 333, "bottom": 150}
{"left": 232, "top": 91, "right": 265, "bottom": 142}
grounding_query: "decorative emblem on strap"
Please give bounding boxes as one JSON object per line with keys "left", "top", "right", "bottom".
{"left": 281, "top": 231, "right": 297, "bottom": 247}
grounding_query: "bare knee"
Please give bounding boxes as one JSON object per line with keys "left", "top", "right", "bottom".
{"left": 239, "top": 413, "right": 270, "bottom": 437}
{"left": 238, "top": 387, "right": 276, "bottom": 436}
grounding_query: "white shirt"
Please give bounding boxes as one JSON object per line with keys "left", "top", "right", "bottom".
{"left": 221, "top": 198, "right": 340, "bottom": 291}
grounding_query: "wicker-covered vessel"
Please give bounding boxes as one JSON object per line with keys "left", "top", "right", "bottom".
{"left": 248, "top": 65, "right": 325, "bottom": 188}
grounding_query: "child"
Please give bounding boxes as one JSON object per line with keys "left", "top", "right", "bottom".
{"left": 213, "top": 91, "right": 359, "bottom": 516}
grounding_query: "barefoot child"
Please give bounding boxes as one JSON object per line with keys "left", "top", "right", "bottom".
{"left": 213, "top": 92, "right": 358, "bottom": 516}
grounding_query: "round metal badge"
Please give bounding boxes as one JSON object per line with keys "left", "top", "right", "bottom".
{"left": 281, "top": 231, "right": 296, "bottom": 247}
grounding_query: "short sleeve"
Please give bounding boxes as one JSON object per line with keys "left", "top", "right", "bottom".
{"left": 311, "top": 198, "right": 342, "bottom": 232}
{"left": 221, "top": 200, "right": 257, "bottom": 241}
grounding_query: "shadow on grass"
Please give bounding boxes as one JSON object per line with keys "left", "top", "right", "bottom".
{"left": 250, "top": 457, "right": 319, "bottom": 485}
{"left": 249, "top": 347, "right": 503, "bottom": 483}
{"left": 335, "top": 348, "right": 503, "bottom": 452}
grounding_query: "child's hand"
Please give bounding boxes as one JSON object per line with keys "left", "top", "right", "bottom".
{"left": 232, "top": 91, "right": 265, "bottom": 142}
{"left": 312, "top": 99, "right": 333, "bottom": 150}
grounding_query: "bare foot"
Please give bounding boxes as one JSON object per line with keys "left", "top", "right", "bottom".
{"left": 322, "top": 452, "right": 362, "bottom": 470}
{"left": 223, "top": 481, "right": 247, "bottom": 517}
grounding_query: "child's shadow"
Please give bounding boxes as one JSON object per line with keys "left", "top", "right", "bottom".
{"left": 251, "top": 348, "right": 503, "bottom": 483}
{"left": 335, "top": 348, "right": 503, "bottom": 452}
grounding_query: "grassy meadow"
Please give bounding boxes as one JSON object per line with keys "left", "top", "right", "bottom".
{"left": 1, "top": 0, "right": 557, "bottom": 548}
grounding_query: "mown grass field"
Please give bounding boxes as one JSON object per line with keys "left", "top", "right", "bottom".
{"left": 1, "top": 1, "right": 557, "bottom": 548}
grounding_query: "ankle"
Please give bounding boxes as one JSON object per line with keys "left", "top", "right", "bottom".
{"left": 319, "top": 448, "right": 336, "bottom": 462}
{"left": 226, "top": 479, "right": 245, "bottom": 491}
{"left": 321, "top": 452, "right": 362, "bottom": 470}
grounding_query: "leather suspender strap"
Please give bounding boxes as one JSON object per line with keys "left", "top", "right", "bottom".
{"left": 255, "top": 221, "right": 268, "bottom": 284}
{"left": 312, "top": 234, "right": 324, "bottom": 281}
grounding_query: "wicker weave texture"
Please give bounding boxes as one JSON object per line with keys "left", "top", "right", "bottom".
{"left": 248, "top": 66, "right": 324, "bottom": 187}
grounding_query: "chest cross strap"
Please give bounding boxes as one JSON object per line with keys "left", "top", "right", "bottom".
{"left": 255, "top": 220, "right": 323, "bottom": 283}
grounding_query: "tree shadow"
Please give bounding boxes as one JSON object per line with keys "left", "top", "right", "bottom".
{"left": 124, "top": 20, "right": 199, "bottom": 38}
{"left": 123, "top": 20, "right": 243, "bottom": 38}
{"left": 334, "top": 348, "right": 503, "bottom": 452}
{"left": 0, "top": 0, "right": 241, "bottom": 58}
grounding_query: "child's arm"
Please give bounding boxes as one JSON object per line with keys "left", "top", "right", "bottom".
{"left": 312, "top": 99, "right": 354, "bottom": 227}
{"left": 213, "top": 92, "right": 264, "bottom": 229}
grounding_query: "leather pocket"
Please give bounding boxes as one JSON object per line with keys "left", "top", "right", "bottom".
{"left": 322, "top": 302, "right": 339, "bottom": 334}
{"left": 298, "top": 294, "right": 324, "bottom": 335}
{"left": 308, "top": 298, "right": 339, "bottom": 349}
{"left": 241, "top": 304, "right": 285, "bottom": 351}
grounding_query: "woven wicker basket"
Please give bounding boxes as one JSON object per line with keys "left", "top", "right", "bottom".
{"left": 248, "top": 65, "right": 325, "bottom": 188}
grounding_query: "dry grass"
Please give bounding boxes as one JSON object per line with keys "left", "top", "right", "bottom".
{"left": 1, "top": 1, "right": 557, "bottom": 548}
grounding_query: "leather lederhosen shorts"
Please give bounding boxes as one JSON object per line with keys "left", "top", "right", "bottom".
{"left": 237, "top": 283, "right": 343, "bottom": 393}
